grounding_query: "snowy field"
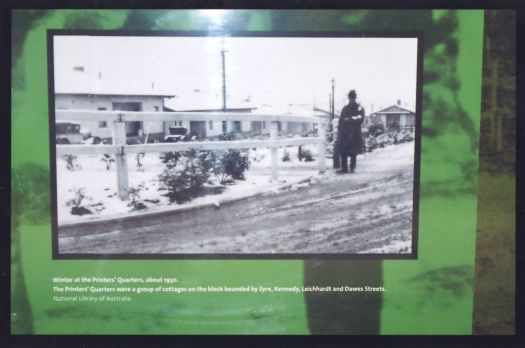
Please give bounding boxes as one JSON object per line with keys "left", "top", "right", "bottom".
{"left": 56, "top": 145, "right": 321, "bottom": 225}
{"left": 58, "top": 141, "right": 416, "bottom": 255}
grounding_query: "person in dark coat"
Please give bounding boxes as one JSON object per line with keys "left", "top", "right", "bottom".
{"left": 337, "top": 90, "right": 365, "bottom": 173}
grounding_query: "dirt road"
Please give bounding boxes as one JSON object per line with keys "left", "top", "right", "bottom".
{"left": 58, "top": 142, "right": 416, "bottom": 255}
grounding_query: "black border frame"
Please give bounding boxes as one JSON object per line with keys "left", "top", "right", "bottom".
{"left": 47, "top": 29, "right": 423, "bottom": 260}
{"left": 2, "top": 1, "right": 523, "bottom": 346}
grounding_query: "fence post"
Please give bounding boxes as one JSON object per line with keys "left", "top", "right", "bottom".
{"left": 114, "top": 115, "right": 129, "bottom": 200}
{"left": 332, "top": 117, "right": 340, "bottom": 169}
{"left": 270, "top": 121, "right": 279, "bottom": 180}
{"left": 318, "top": 122, "right": 327, "bottom": 173}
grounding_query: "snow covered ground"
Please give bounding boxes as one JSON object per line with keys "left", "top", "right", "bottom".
{"left": 56, "top": 144, "right": 321, "bottom": 225}
{"left": 58, "top": 141, "right": 416, "bottom": 255}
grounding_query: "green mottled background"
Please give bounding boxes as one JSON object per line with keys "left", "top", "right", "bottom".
{"left": 11, "top": 10, "right": 490, "bottom": 334}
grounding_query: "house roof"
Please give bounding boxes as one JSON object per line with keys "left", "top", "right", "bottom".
{"left": 371, "top": 104, "right": 415, "bottom": 115}
{"left": 172, "top": 107, "right": 259, "bottom": 113}
{"left": 256, "top": 104, "right": 326, "bottom": 118}
{"left": 165, "top": 101, "right": 325, "bottom": 119}
{"left": 56, "top": 92, "right": 175, "bottom": 98}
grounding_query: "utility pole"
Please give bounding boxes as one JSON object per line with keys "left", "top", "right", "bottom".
{"left": 330, "top": 78, "right": 335, "bottom": 124}
{"left": 221, "top": 37, "right": 228, "bottom": 110}
{"left": 328, "top": 94, "right": 332, "bottom": 115}
{"left": 330, "top": 78, "right": 340, "bottom": 169}
{"left": 328, "top": 78, "right": 335, "bottom": 141}
{"left": 327, "top": 94, "right": 332, "bottom": 141}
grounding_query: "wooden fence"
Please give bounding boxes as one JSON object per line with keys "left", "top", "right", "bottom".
{"left": 55, "top": 110, "right": 328, "bottom": 200}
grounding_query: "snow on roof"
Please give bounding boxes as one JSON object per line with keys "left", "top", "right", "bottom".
{"left": 165, "top": 93, "right": 326, "bottom": 119}
{"left": 256, "top": 103, "right": 326, "bottom": 118}
{"left": 371, "top": 104, "right": 415, "bottom": 115}
{"left": 172, "top": 107, "right": 258, "bottom": 113}
{"left": 56, "top": 92, "right": 175, "bottom": 98}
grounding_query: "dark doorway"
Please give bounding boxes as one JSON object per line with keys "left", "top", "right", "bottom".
{"left": 190, "top": 121, "right": 207, "bottom": 139}
{"left": 112, "top": 102, "right": 143, "bottom": 136}
{"left": 386, "top": 114, "right": 401, "bottom": 129}
{"left": 233, "top": 121, "right": 242, "bottom": 133}
{"left": 251, "top": 121, "right": 262, "bottom": 135}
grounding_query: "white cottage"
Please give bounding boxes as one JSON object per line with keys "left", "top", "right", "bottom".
{"left": 55, "top": 93, "right": 323, "bottom": 143}
{"left": 366, "top": 102, "right": 416, "bottom": 132}
{"left": 55, "top": 92, "right": 174, "bottom": 142}
{"left": 163, "top": 106, "right": 259, "bottom": 140}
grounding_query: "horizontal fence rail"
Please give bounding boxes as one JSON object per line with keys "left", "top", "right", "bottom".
{"left": 56, "top": 109, "right": 326, "bottom": 125}
{"left": 55, "top": 138, "right": 322, "bottom": 156}
{"left": 55, "top": 110, "right": 327, "bottom": 200}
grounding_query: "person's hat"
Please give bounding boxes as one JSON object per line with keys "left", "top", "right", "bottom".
{"left": 348, "top": 90, "right": 357, "bottom": 98}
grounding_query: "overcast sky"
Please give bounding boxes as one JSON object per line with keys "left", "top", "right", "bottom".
{"left": 54, "top": 35, "right": 418, "bottom": 113}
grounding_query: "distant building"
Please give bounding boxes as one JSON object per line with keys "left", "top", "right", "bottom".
{"left": 55, "top": 93, "right": 323, "bottom": 142}
{"left": 55, "top": 92, "right": 174, "bottom": 142}
{"left": 253, "top": 104, "right": 323, "bottom": 137}
{"left": 166, "top": 103, "right": 324, "bottom": 140}
{"left": 164, "top": 106, "right": 260, "bottom": 139}
{"left": 365, "top": 101, "right": 416, "bottom": 131}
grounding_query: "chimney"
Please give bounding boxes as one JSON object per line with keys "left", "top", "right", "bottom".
{"left": 397, "top": 99, "right": 401, "bottom": 105}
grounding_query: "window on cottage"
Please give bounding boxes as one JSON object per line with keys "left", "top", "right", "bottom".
{"left": 154, "top": 106, "right": 159, "bottom": 111}
{"left": 209, "top": 121, "right": 213, "bottom": 130}
{"left": 234, "top": 121, "right": 242, "bottom": 132}
{"left": 112, "top": 102, "right": 142, "bottom": 111}
{"left": 97, "top": 108, "right": 107, "bottom": 128}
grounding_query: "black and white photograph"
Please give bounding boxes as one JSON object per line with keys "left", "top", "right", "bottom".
{"left": 50, "top": 32, "right": 421, "bottom": 257}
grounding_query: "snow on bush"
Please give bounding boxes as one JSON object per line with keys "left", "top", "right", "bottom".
{"left": 158, "top": 149, "right": 250, "bottom": 203}
{"left": 282, "top": 149, "right": 291, "bottom": 162}
{"left": 135, "top": 152, "right": 145, "bottom": 172}
{"left": 63, "top": 155, "right": 81, "bottom": 171}
{"left": 158, "top": 149, "right": 215, "bottom": 204}
{"left": 365, "top": 129, "right": 414, "bottom": 152}
{"left": 66, "top": 187, "right": 92, "bottom": 216}
{"left": 127, "top": 182, "right": 147, "bottom": 211}
{"left": 219, "top": 149, "right": 251, "bottom": 181}
{"left": 100, "top": 154, "right": 115, "bottom": 170}
{"left": 299, "top": 147, "right": 315, "bottom": 162}
{"left": 249, "top": 145, "right": 319, "bottom": 166}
